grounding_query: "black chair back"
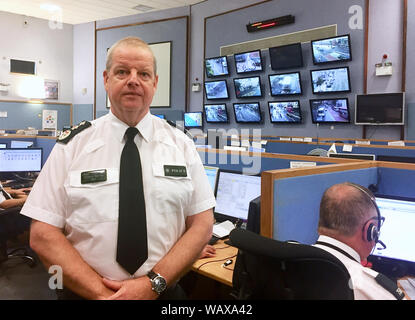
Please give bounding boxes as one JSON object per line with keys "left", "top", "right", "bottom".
{"left": 230, "top": 228, "right": 354, "bottom": 300}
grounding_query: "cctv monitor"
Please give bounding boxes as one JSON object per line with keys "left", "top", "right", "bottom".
{"left": 310, "top": 66, "right": 351, "bottom": 94}
{"left": 355, "top": 92, "right": 405, "bottom": 125}
{"left": 205, "top": 55, "right": 229, "bottom": 78}
{"left": 310, "top": 98, "right": 350, "bottom": 124}
{"left": 234, "top": 50, "right": 263, "bottom": 74}
{"left": 204, "top": 166, "right": 219, "bottom": 195}
{"left": 233, "top": 103, "right": 262, "bottom": 123}
{"left": 269, "top": 72, "right": 302, "bottom": 96}
{"left": 204, "top": 80, "right": 229, "bottom": 100}
{"left": 0, "top": 148, "right": 42, "bottom": 172}
{"left": 204, "top": 104, "right": 229, "bottom": 123}
{"left": 10, "top": 140, "right": 34, "bottom": 148}
{"left": 268, "top": 100, "right": 302, "bottom": 123}
{"left": 184, "top": 112, "right": 203, "bottom": 129}
{"left": 214, "top": 170, "right": 261, "bottom": 223}
{"left": 311, "top": 34, "right": 352, "bottom": 65}
{"left": 154, "top": 114, "right": 165, "bottom": 119}
{"left": 233, "top": 76, "right": 262, "bottom": 98}
{"left": 269, "top": 42, "right": 303, "bottom": 70}
{"left": 369, "top": 195, "right": 415, "bottom": 276}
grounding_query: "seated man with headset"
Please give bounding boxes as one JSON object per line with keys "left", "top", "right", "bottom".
{"left": 315, "top": 182, "right": 406, "bottom": 300}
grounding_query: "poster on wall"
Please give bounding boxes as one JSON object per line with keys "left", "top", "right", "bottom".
{"left": 42, "top": 110, "right": 58, "bottom": 130}
{"left": 149, "top": 41, "right": 171, "bottom": 108}
{"left": 44, "top": 80, "right": 59, "bottom": 99}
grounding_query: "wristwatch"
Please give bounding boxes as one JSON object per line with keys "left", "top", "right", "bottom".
{"left": 147, "top": 270, "right": 167, "bottom": 295}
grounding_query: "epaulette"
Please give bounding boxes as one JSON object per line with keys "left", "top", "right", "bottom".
{"left": 56, "top": 120, "right": 92, "bottom": 144}
{"left": 374, "top": 273, "right": 405, "bottom": 300}
{"left": 166, "top": 120, "right": 194, "bottom": 140}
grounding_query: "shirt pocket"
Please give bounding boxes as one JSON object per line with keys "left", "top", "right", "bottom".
{"left": 151, "top": 163, "right": 194, "bottom": 215}
{"left": 66, "top": 168, "right": 119, "bottom": 224}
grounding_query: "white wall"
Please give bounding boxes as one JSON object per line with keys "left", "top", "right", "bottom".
{"left": 367, "top": 0, "right": 403, "bottom": 94}
{"left": 0, "top": 11, "right": 73, "bottom": 102}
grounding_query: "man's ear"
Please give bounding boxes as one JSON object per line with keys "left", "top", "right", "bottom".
{"left": 103, "top": 70, "right": 109, "bottom": 91}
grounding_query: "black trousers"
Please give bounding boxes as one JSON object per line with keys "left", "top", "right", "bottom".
{"left": 56, "top": 283, "right": 187, "bottom": 300}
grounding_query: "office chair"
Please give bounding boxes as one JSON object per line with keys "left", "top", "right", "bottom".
{"left": 0, "top": 206, "right": 37, "bottom": 268}
{"left": 229, "top": 228, "right": 354, "bottom": 300}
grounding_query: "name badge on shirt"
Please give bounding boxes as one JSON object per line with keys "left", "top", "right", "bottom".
{"left": 81, "top": 169, "right": 107, "bottom": 184}
{"left": 164, "top": 165, "right": 187, "bottom": 177}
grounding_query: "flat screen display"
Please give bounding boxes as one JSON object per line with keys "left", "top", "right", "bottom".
{"left": 214, "top": 170, "right": 261, "bottom": 222}
{"left": 269, "top": 43, "right": 303, "bottom": 70}
{"left": 184, "top": 112, "right": 203, "bottom": 128}
{"left": 0, "top": 143, "right": 7, "bottom": 148}
{"left": 233, "top": 76, "right": 262, "bottom": 98}
{"left": 269, "top": 72, "right": 302, "bottom": 96}
{"left": 204, "top": 166, "right": 219, "bottom": 195}
{"left": 154, "top": 114, "right": 165, "bottom": 119}
{"left": 309, "top": 98, "right": 350, "bottom": 123}
{"left": 372, "top": 196, "right": 415, "bottom": 266}
{"left": 205, "top": 56, "right": 229, "bottom": 77}
{"left": 204, "top": 80, "right": 229, "bottom": 100}
{"left": 234, "top": 50, "right": 263, "bottom": 74}
{"left": 355, "top": 93, "right": 405, "bottom": 125}
{"left": 204, "top": 104, "right": 229, "bottom": 123}
{"left": 233, "top": 103, "right": 262, "bottom": 123}
{"left": 0, "top": 148, "right": 42, "bottom": 172}
{"left": 311, "top": 34, "right": 352, "bottom": 64}
{"left": 268, "top": 100, "right": 302, "bottom": 123}
{"left": 310, "top": 67, "right": 351, "bottom": 94}
{"left": 10, "top": 140, "right": 34, "bottom": 148}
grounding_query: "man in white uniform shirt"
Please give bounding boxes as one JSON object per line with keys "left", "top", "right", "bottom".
{"left": 315, "top": 182, "right": 405, "bottom": 300}
{"left": 21, "top": 37, "right": 216, "bottom": 300}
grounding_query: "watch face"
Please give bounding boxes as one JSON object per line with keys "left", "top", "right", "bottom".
{"left": 153, "top": 276, "right": 167, "bottom": 293}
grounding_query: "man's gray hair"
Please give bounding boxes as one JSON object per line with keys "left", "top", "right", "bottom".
{"left": 106, "top": 36, "right": 157, "bottom": 76}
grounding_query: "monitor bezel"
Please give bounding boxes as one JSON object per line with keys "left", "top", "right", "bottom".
{"left": 233, "top": 76, "right": 263, "bottom": 99}
{"left": 268, "top": 71, "right": 303, "bottom": 97}
{"left": 232, "top": 102, "right": 262, "bottom": 124}
{"left": 213, "top": 169, "right": 261, "bottom": 224}
{"left": 310, "top": 66, "right": 351, "bottom": 94}
{"left": 309, "top": 98, "right": 351, "bottom": 124}
{"left": 268, "top": 100, "right": 302, "bottom": 124}
{"left": 269, "top": 42, "right": 303, "bottom": 71}
{"left": 233, "top": 49, "right": 263, "bottom": 74}
{"left": 0, "top": 147, "right": 43, "bottom": 173}
{"left": 183, "top": 112, "right": 203, "bottom": 129}
{"left": 354, "top": 92, "right": 405, "bottom": 126}
{"left": 311, "top": 34, "right": 352, "bottom": 65}
{"left": 203, "top": 104, "right": 229, "bottom": 124}
{"left": 204, "top": 55, "right": 230, "bottom": 78}
{"left": 204, "top": 79, "right": 230, "bottom": 100}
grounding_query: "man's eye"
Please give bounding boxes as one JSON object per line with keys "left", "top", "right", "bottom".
{"left": 116, "top": 70, "right": 127, "bottom": 75}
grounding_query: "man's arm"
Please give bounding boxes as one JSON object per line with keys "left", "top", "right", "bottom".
{"left": 30, "top": 219, "right": 115, "bottom": 299}
{"left": 102, "top": 208, "right": 214, "bottom": 300}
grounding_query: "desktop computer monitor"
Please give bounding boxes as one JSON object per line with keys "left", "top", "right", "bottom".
{"left": 10, "top": 140, "right": 34, "bottom": 148}
{"left": 0, "top": 143, "right": 6, "bottom": 148}
{"left": 214, "top": 170, "right": 261, "bottom": 223}
{"left": 0, "top": 148, "right": 43, "bottom": 173}
{"left": 369, "top": 195, "right": 415, "bottom": 277}
{"left": 204, "top": 166, "right": 219, "bottom": 195}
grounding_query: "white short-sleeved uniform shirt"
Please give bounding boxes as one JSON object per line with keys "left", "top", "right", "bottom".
{"left": 314, "top": 235, "right": 398, "bottom": 300}
{"left": 21, "top": 111, "right": 216, "bottom": 280}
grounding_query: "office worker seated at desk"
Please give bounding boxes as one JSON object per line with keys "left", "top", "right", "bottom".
{"left": 315, "top": 182, "right": 406, "bottom": 300}
{"left": 20, "top": 36, "right": 215, "bottom": 300}
{"left": 0, "top": 182, "right": 31, "bottom": 262}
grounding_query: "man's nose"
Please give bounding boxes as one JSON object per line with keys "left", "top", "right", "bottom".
{"left": 127, "top": 71, "right": 140, "bottom": 86}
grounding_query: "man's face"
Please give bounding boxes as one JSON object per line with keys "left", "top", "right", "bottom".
{"left": 104, "top": 44, "right": 158, "bottom": 122}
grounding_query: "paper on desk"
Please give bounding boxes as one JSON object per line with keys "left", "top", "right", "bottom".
{"left": 213, "top": 220, "right": 235, "bottom": 238}
{"left": 398, "top": 278, "right": 415, "bottom": 300}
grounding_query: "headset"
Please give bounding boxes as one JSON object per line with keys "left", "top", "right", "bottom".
{"left": 344, "top": 182, "right": 382, "bottom": 243}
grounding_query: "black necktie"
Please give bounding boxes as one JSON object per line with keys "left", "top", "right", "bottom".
{"left": 116, "top": 127, "right": 148, "bottom": 274}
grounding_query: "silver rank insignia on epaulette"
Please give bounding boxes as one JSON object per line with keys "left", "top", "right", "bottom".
{"left": 56, "top": 120, "right": 92, "bottom": 144}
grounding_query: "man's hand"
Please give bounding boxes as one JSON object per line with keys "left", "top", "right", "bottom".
{"left": 199, "top": 244, "right": 216, "bottom": 259}
{"left": 102, "top": 276, "right": 159, "bottom": 300}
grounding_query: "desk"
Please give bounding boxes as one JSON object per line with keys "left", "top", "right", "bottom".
{"left": 191, "top": 239, "right": 238, "bottom": 287}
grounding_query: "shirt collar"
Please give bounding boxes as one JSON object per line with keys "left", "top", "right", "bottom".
{"left": 317, "top": 235, "right": 361, "bottom": 263}
{"left": 108, "top": 109, "right": 153, "bottom": 143}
